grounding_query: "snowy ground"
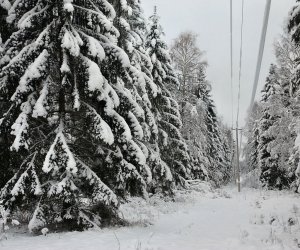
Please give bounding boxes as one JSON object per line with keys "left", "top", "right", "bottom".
{"left": 1, "top": 184, "right": 300, "bottom": 250}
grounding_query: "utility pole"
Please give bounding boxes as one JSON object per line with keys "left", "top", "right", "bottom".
{"left": 232, "top": 126, "right": 242, "bottom": 192}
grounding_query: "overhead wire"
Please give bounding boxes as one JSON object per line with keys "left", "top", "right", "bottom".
{"left": 230, "top": 0, "right": 234, "bottom": 129}
{"left": 236, "top": 0, "right": 244, "bottom": 129}
{"left": 249, "top": 0, "right": 272, "bottom": 112}
{"left": 230, "top": 0, "right": 271, "bottom": 190}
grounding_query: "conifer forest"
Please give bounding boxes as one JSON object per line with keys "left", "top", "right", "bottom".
{"left": 0, "top": 0, "right": 300, "bottom": 250}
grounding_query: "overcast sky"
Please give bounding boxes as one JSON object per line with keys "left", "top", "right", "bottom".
{"left": 141, "top": 0, "right": 295, "bottom": 127}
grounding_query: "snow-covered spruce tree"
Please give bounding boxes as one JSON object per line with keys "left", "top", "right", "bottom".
{"left": 288, "top": 1, "right": 300, "bottom": 97}
{"left": 107, "top": 0, "right": 173, "bottom": 193}
{"left": 243, "top": 102, "right": 263, "bottom": 173}
{"left": 243, "top": 30, "right": 295, "bottom": 191}
{"left": 287, "top": 4, "right": 300, "bottom": 192}
{"left": 0, "top": 0, "right": 17, "bottom": 189}
{"left": 180, "top": 98, "right": 209, "bottom": 181}
{"left": 0, "top": 29, "right": 3, "bottom": 53}
{"left": 0, "top": 0, "right": 156, "bottom": 232}
{"left": 274, "top": 34, "right": 300, "bottom": 190}
{"left": 0, "top": 0, "right": 12, "bottom": 44}
{"left": 216, "top": 121, "right": 232, "bottom": 184}
{"left": 146, "top": 10, "right": 191, "bottom": 186}
{"left": 208, "top": 109, "right": 231, "bottom": 185}
{"left": 196, "top": 83, "right": 216, "bottom": 181}
{"left": 248, "top": 29, "right": 296, "bottom": 191}
{"left": 178, "top": 70, "right": 212, "bottom": 181}
{"left": 169, "top": 38, "right": 210, "bottom": 181}
{"left": 288, "top": 131, "right": 300, "bottom": 193}
{"left": 247, "top": 120, "right": 260, "bottom": 172}
{"left": 127, "top": 1, "right": 174, "bottom": 192}
{"left": 72, "top": 0, "right": 154, "bottom": 198}
{"left": 258, "top": 65, "right": 289, "bottom": 190}
{"left": 196, "top": 82, "right": 231, "bottom": 186}
{"left": 169, "top": 32, "right": 232, "bottom": 184}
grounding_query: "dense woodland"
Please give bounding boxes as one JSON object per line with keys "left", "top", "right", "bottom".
{"left": 0, "top": 0, "right": 232, "bottom": 232}
{"left": 243, "top": 2, "right": 300, "bottom": 193}
{"left": 2, "top": 0, "right": 300, "bottom": 236}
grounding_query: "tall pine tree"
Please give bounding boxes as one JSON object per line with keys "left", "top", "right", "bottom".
{"left": 243, "top": 102, "right": 262, "bottom": 173}
{"left": 287, "top": 2, "right": 300, "bottom": 193}
{"left": 0, "top": 0, "right": 158, "bottom": 232}
{"left": 108, "top": 0, "right": 173, "bottom": 193}
{"left": 146, "top": 9, "right": 191, "bottom": 186}
{"left": 0, "top": 0, "right": 18, "bottom": 189}
{"left": 196, "top": 82, "right": 231, "bottom": 186}
{"left": 258, "top": 65, "right": 289, "bottom": 189}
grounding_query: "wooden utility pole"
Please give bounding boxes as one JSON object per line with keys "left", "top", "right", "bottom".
{"left": 235, "top": 127, "right": 241, "bottom": 192}
{"left": 233, "top": 126, "right": 242, "bottom": 192}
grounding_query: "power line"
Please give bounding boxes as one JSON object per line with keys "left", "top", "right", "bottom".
{"left": 236, "top": 0, "right": 244, "bottom": 129}
{"left": 229, "top": 0, "right": 236, "bottom": 184}
{"left": 230, "top": 0, "right": 234, "bottom": 129}
{"left": 231, "top": 0, "right": 271, "bottom": 192}
{"left": 249, "top": 0, "right": 272, "bottom": 112}
{"left": 233, "top": 0, "right": 245, "bottom": 193}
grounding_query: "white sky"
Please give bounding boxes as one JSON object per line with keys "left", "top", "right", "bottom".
{"left": 141, "top": 0, "right": 295, "bottom": 126}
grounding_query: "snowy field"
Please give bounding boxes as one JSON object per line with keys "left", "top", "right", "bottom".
{"left": 1, "top": 184, "right": 300, "bottom": 250}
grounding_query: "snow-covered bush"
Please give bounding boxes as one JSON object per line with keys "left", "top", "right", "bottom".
{"left": 0, "top": 204, "right": 20, "bottom": 240}
{"left": 242, "top": 168, "right": 262, "bottom": 189}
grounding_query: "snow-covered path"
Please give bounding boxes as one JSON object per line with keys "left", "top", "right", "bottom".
{"left": 1, "top": 187, "right": 300, "bottom": 250}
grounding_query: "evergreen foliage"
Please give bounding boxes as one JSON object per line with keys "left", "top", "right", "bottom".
{"left": 244, "top": 14, "right": 299, "bottom": 192}
{"left": 0, "top": 0, "right": 151, "bottom": 232}
{"left": 258, "top": 65, "right": 289, "bottom": 189}
{"left": 0, "top": 0, "right": 234, "bottom": 233}
{"left": 193, "top": 82, "right": 232, "bottom": 186}
{"left": 168, "top": 31, "right": 232, "bottom": 187}
{"left": 145, "top": 10, "right": 191, "bottom": 186}
{"left": 287, "top": 2, "right": 300, "bottom": 193}
{"left": 243, "top": 102, "right": 262, "bottom": 173}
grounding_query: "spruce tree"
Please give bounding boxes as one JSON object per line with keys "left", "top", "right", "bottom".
{"left": 181, "top": 96, "right": 209, "bottom": 181}
{"left": 243, "top": 31, "right": 296, "bottom": 191}
{"left": 288, "top": 134, "right": 300, "bottom": 193}
{"left": 168, "top": 32, "right": 232, "bottom": 184}
{"left": 146, "top": 9, "right": 191, "bottom": 186}
{"left": 244, "top": 29, "right": 296, "bottom": 191}
{"left": 196, "top": 82, "right": 231, "bottom": 186}
{"left": 287, "top": 3, "right": 300, "bottom": 192}
{"left": 258, "top": 65, "right": 289, "bottom": 189}
{"left": 171, "top": 63, "right": 210, "bottom": 181}
{"left": 243, "top": 102, "right": 263, "bottom": 173}
{"left": 216, "top": 121, "right": 232, "bottom": 184}
{"left": 249, "top": 121, "right": 260, "bottom": 171}
{"left": 0, "top": 0, "right": 154, "bottom": 232}
{"left": 0, "top": 0, "right": 14, "bottom": 189}
{"left": 107, "top": 0, "right": 173, "bottom": 193}
{"left": 0, "top": 0, "right": 11, "bottom": 43}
